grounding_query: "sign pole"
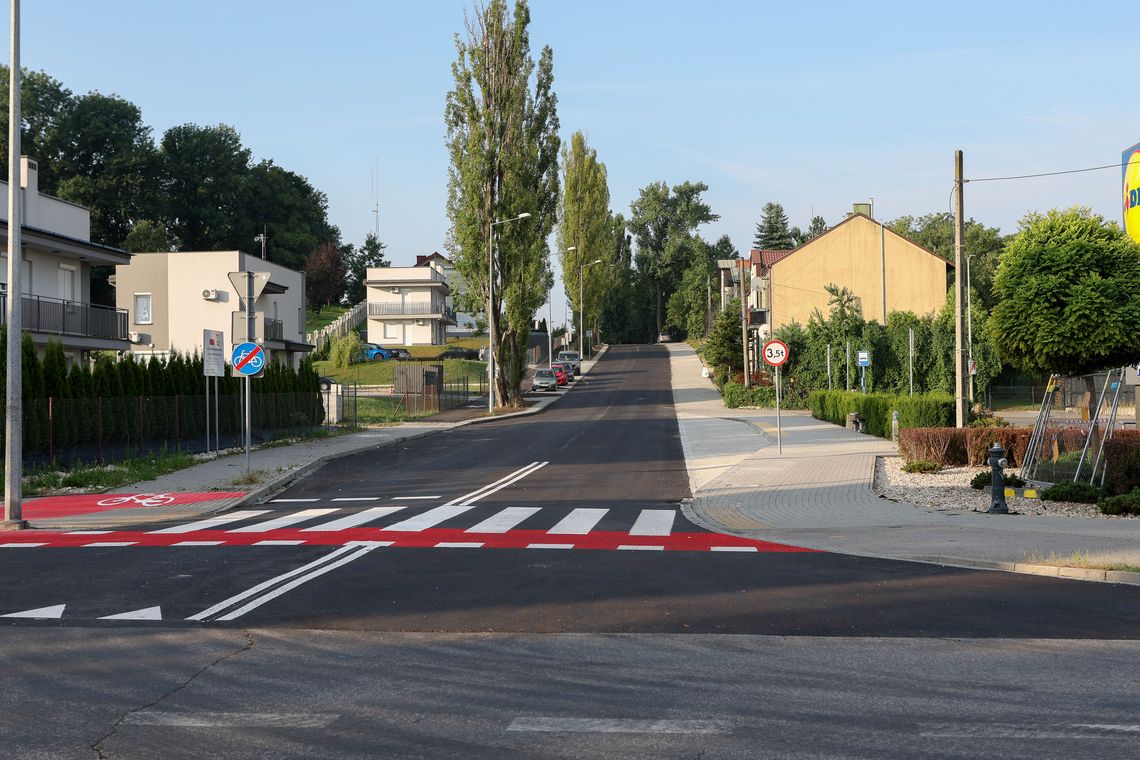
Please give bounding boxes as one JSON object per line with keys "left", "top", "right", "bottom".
{"left": 776, "top": 364, "right": 783, "bottom": 454}
{"left": 205, "top": 375, "right": 210, "bottom": 455}
{"left": 244, "top": 272, "right": 254, "bottom": 476}
{"left": 763, "top": 338, "right": 789, "bottom": 455}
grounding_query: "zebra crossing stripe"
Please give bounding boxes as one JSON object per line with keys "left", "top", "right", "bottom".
{"left": 547, "top": 508, "right": 608, "bottom": 534}
{"left": 301, "top": 506, "right": 404, "bottom": 532}
{"left": 466, "top": 507, "right": 541, "bottom": 534}
{"left": 383, "top": 504, "right": 478, "bottom": 532}
{"left": 629, "top": 510, "right": 675, "bottom": 536}
{"left": 149, "top": 511, "right": 271, "bottom": 534}
{"left": 228, "top": 509, "right": 338, "bottom": 533}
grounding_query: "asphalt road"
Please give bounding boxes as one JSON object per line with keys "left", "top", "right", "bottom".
{"left": 2, "top": 344, "right": 1139, "bottom": 758}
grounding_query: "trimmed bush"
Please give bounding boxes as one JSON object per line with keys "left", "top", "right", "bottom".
{"left": 1040, "top": 480, "right": 1102, "bottom": 503}
{"left": 809, "top": 390, "right": 953, "bottom": 440}
{"left": 965, "top": 427, "right": 1031, "bottom": 467}
{"left": 1102, "top": 434, "right": 1140, "bottom": 496}
{"left": 898, "top": 427, "right": 968, "bottom": 466}
{"left": 723, "top": 382, "right": 807, "bottom": 409}
{"left": 1098, "top": 488, "right": 1140, "bottom": 516}
{"left": 970, "top": 470, "right": 1027, "bottom": 490}
{"left": 902, "top": 460, "right": 941, "bottom": 473}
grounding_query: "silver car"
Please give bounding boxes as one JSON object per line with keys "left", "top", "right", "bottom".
{"left": 557, "top": 350, "right": 582, "bottom": 373}
{"left": 532, "top": 368, "right": 558, "bottom": 392}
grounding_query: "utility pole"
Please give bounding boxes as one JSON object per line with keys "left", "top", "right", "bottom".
{"left": 254, "top": 227, "right": 267, "bottom": 260}
{"left": 3, "top": 0, "right": 24, "bottom": 529}
{"left": 953, "top": 149, "right": 967, "bottom": 428}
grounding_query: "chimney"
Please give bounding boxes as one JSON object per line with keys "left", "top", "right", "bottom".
{"left": 20, "top": 156, "right": 38, "bottom": 195}
{"left": 852, "top": 202, "right": 872, "bottom": 219}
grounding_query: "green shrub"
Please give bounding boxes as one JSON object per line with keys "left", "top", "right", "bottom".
{"left": 970, "top": 470, "right": 1027, "bottom": 490}
{"left": 808, "top": 390, "right": 953, "bottom": 440}
{"left": 1040, "top": 480, "right": 1102, "bottom": 503}
{"left": 1098, "top": 488, "right": 1140, "bottom": 515}
{"left": 902, "top": 460, "right": 941, "bottom": 473}
{"left": 968, "top": 414, "right": 1010, "bottom": 428}
{"left": 1102, "top": 434, "right": 1140, "bottom": 495}
{"left": 330, "top": 333, "right": 363, "bottom": 369}
{"left": 723, "top": 382, "right": 778, "bottom": 408}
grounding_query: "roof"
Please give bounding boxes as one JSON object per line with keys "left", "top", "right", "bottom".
{"left": 415, "top": 251, "right": 452, "bottom": 267}
{"left": 752, "top": 214, "right": 953, "bottom": 270}
{"left": 750, "top": 249, "right": 794, "bottom": 268}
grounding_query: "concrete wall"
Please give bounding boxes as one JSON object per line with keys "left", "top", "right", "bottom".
{"left": 768, "top": 215, "right": 949, "bottom": 330}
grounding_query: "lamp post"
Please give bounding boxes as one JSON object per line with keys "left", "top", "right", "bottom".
{"left": 580, "top": 256, "right": 603, "bottom": 358}
{"left": 487, "top": 212, "right": 531, "bottom": 414}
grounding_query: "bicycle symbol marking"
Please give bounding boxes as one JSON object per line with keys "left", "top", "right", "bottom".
{"left": 95, "top": 493, "right": 177, "bottom": 508}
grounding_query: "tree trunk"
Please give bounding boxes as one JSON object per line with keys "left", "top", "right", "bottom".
{"left": 655, "top": 279, "right": 662, "bottom": 336}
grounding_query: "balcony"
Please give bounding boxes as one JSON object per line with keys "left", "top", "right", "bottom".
{"left": 264, "top": 317, "right": 284, "bottom": 342}
{"left": 0, "top": 293, "right": 129, "bottom": 341}
{"left": 369, "top": 302, "right": 457, "bottom": 324}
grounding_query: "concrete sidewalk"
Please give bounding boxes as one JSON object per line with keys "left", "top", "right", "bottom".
{"left": 667, "top": 343, "right": 1140, "bottom": 585}
{"left": 19, "top": 348, "right": 608, "bottom": 530}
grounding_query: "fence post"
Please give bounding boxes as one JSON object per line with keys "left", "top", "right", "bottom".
{"left": 97, "top": 397, "right": 103, "bottom": 463}
{"left": 48, "top": 396, "right": 54, "bottom": 464}
{"left": 138, "top": 396, "right": 144, "bottom": 457}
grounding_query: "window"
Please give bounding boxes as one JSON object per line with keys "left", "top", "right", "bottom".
{"left": 59, "top": 263, "right": 77, "bottom": 302}
{"left": 134, "top": 293, "right": 153, "bottom": 325}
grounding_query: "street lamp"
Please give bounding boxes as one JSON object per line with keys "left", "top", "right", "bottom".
{"left": 580, "top": 255, "right": 603, "bottom": 358}
{"left": 487, "top": 212, "right": 531, "bottom": 414}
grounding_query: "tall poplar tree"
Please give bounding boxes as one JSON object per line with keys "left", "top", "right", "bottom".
{"left": 446, "top": 0, "right": 560, "bottom": 406}
{"left": 557, "top": 131, "right": 613, "bottom": 349}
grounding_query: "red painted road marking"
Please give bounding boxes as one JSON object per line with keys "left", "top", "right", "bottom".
{"left": 4, "top": 492, "right": 247, "bottom": 520}
{"left": 0, "top": 527, "right": 820, "bottom": 553}
{"left": 235, "top": 345, "right": 263, "bottom": 372}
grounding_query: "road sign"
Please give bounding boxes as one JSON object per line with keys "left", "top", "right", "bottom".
{"left": 968, "top": 359, "right": 977, "bottom": 376}
{"left": 856, "top": 350, "right": 871, "bottom": 367}
{"left": 231, "top": 342, "right": 265, "bottom": 377}
{"left": 763, "top": 339, "right": 789, "bottom": 367}
{"left": 227, "top": 271, "right": 271, "bottom": 310}
{"left": 232, "top": 311, "right": 264, "bottom": 342}
{"left": 203, "top": 329, "right": 225, "bottom": 377}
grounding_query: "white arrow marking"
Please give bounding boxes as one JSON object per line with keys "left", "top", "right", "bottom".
{"left": 2, "top": 604, "right": 66, "bottom": 619}
{"left": 99, "top": 606, "right": 163, "bottom": 621}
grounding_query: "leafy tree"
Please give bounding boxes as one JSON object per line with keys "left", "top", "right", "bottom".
{"left": 344, "top": 233, "right": 390, "bottom": 305}
{"left": 804, "top": 215, "right": 828, "bottom": 242}
{"left": 445, "top": 0, "right": 560, "bottom": 407}
{"left": 991, "top": 207, "right": 1140, "bottom": 377}
{"left": 157, "top": 123, "right": 252, "bottom": 251}
{"left": 239, "top": 160, "right": 338, "bottom": 270}
{"left": 886, "top": 211, "right": 1006, "bottom": 309}
{"left": 0, "top": 67, "right": 74, "bottom": 187}
{"left": 753, "top": 201, "right": 794, "bottom": 250}
{"left": 124, "top": 220, "right": 180, "bottom": 252}
{"left": 304, "top": 242, "right": 348, "bottom": 310}
{"left": 702, "top": 297, "right": 744, "bottom": 376}
{"left": 629, "top": 180, "right": 717, "bottom": 335}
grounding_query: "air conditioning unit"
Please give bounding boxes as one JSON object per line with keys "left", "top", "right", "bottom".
{"left": 201, "top": 288, "right": 220, "bottom": 301}
{"left": 414, "top": 318, "right": 425, "bottom": 326}
{"left": 128, "top": 331, "right": 142, "bottom": 343}
{"left": 389, "top": 286, "right": 401, "bottom": 293}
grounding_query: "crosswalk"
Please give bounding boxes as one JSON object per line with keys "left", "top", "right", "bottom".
{"left": 0, "top": 503, "right": 816, "bottom": 554}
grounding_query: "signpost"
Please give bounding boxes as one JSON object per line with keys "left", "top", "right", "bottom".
{"left": 203, "top": 329, "right": 224, "bottom": 454}
{"left": 763, "top": 339, "right": 789, "bottom": 454}
{"left": 856, "top": 350, "right": 870, "bottom": 394}
{"left": 227, "top": 270, "right": 271, "bottom": 477}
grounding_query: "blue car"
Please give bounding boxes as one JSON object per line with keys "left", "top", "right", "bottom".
{"left": 360, "top": 343, "right": 393, "bottom": 361}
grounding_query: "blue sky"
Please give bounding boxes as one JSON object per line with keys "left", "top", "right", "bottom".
{"left": 4, "top": 1, "right": 1134, "bottom": 322}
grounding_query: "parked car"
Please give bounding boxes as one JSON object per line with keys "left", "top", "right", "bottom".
{"left": 438, "top": 346, "right": 480, "bottom": 359}
{"left": 318, "top": 376, "right": 335, "bottom": 391}
{"left": 552, "top": 361, "right": 575, "bottom": 382}
{"left": 552, "top": 365, "right": 568, "bottom": 386}
{"left": 556, "top": 350, "right": 582, "bottom": 373}
{"left": 531, "top": 368, "right": 558, "bottom": 392}
{"left": 382, "top": 347, "right": 412, "bottom": 361}
{"left": 360, "top": 343, "right": 393, "bottom": 361}
{"left": 657, "top": 332, "right": 672, "bottom": 343}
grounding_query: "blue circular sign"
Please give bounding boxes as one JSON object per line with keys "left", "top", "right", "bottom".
{"left": 231, "top": 342, "right": 265, "bottom": 376}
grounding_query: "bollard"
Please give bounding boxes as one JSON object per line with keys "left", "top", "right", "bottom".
{"left": 987, "top": 441, "right": 1009, "bottom": 514}
{"left": 891, "top": 410, "right": 899, "bottom": 443}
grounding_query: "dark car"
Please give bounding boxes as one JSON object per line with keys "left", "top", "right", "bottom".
{"left": 438, "top": 346, "right": 480, "bottom": 359}
{"left": 382, "top": 347, "right": 412, "bottom": 361}
{"left": 318, "top": 376, "right": 335, "bottom": 391}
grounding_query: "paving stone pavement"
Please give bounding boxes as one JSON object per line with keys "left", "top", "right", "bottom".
{"left": 666, "top": 343, "right": 1140, "bottom": 585}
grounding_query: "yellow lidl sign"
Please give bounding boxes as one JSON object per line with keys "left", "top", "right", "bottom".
{"left": 1124, "top": 143, "right": 1140, "bottom": 244}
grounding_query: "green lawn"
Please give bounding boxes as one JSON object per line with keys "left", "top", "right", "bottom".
{"left": 305, "top": 306, "right": 351, "bottom": 333}
{"left": 314, "top": 358, "right": 486, "bottom": 385}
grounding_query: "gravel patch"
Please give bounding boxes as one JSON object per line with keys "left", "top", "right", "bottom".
{"left": 873, "top": 455, "right": 1132, "bottom": 519}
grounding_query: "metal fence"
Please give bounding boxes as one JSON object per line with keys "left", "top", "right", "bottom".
{"left": 989, "top": 375, "right": 1137, "bottom": 412}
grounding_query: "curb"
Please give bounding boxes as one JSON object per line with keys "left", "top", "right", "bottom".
{"left": 905, "top": 554, "right": 1140, "bottom": 586}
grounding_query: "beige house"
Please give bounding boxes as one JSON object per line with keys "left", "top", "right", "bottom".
{"left": 0, "top": 157, "right": 132, "bottom": 364}
{"left": 366, "top": 261, "right": 456, "bottom": 345}
{"left": 746, "top": 212, "right": 951, "bottom": 332}
{"left": 416, "top": 251, "right": 476, "bottom": 336}
{"left": 114, "top": 251, "right": 311, "bottom": 368}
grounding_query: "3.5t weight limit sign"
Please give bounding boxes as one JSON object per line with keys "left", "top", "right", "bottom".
{"left": 763, "top": 339, "right": 789, "bottom": 367}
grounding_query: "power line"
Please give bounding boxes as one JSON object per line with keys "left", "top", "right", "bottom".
{"left": 966, "top": 161, "right": 1124, "bottom": 183}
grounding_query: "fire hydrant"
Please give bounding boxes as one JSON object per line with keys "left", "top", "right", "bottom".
{"left": 987, "top": 441, "right": 1009, "bottom": 515}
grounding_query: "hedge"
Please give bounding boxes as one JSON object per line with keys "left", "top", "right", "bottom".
{"left": 808, "top": 390, "right": 953, "bottom": 439}
{"left": 723, "top": 382, "right": 808, "bottom": 409}
{"left": 1102, "top": 432, "right": 1140, "bottom": 495}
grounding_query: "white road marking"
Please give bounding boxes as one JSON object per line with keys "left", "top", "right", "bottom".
{"left": 547, "top": 508, "right": 608, "bottom": 535}
{"left": 527, "top": 543, "right": 575, "bottom": 550}
{"left": 254, "top": 540, "right": 307, "bottom": 546}
{"left": 920, "top": 722, "right": 1140, "bottom": 738}
{"left": 1, "top": 543, "right": 46, "bottom": 548}
{"left": 507, "top": 718, "right": 732, "bottom": 734}
{"left": 173, "top": 541, "right": 225, "bottom": 546}
{"left": 443, "top": 461, "right": 548, "bottom": 506}
{"left": 149, "top": 510, "right": 270, "bottom": 534}
{"left": 383, "top": 504, "right": 477, "bottom": 532}
{"left": 466, "top": 507, "right": 541, "bottom": 533}
{"left": 2, "top": 604, "right": 66, "bottom": 619}
{"left": 269, "top": 498, "right": 319, "bottom": 503}
{"left": 187, "top": 544, "right": 380, "bottom": 622}
{"left": 1073, "top": 724, "right": 1140, "bottom": 733}
{"left": 331, "top": 497, "right": 379, "bottom": 502}
{"left": 99, "top": 606, "right": 162, "bottom": 621}
{"left": 300, "top": 506, "right": 403, "bottom": 532}
{"left": 123, "top": 712, "right": 338, "bottom": 728}
{"left": 617, "top": 545, "right": 665, "bottom": 551}
{"left": 392, "top": 496, "right": 442, "bottom": 500}
{"left": 435, "top": 542, "right": 483, "bottom": 548}
{"left": 629, "top": 509, "right": 676, "bottom": 536}
{"left": 82, "top": 542, "right": 137, "bottom": 548}
{"left": 228, "top": 508, "right": 338, "bottom": 533}
{"left": 711, "top": 546, "right": 758, "bottom": 552}
{"left": 65, "top": 530, "right": 112, "bottom": 535}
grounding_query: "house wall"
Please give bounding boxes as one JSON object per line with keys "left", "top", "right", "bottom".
{"left": 768, "top": 215, "right": 948, "bottom": 330}
{"left": 0, "top": 158, "right": 91, "bottom": 240}
{"left": 366, "top": 266, "right": 450, "bottom": 345}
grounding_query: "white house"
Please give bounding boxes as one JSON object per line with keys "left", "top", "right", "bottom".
{"left": 0, "top": 157, "right": 132, "bottom": 365}
{"left": 366, "top": 260, "right": 456, "bottom": 345}
{"left": 114, "top": 250, "right": 312, "bottom": 368}
{"left": 416, "top": 251, "right": 476, "bottom": 337}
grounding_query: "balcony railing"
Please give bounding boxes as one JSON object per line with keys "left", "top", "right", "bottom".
{"left": 369, "top": 302, "right": 456, "bottom": 322}
{"left": 0, "top": 293, "right": 129, "bottom": 341}
{"left": 264, "top": 317, "right": 284, "bottom": 342}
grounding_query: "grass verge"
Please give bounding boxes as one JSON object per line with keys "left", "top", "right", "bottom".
{"left": 314, "top": 358, "right": 486, "bottom": 385}
{"left": 1022, "top": 550, "right": 1140, "bottom": 573}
